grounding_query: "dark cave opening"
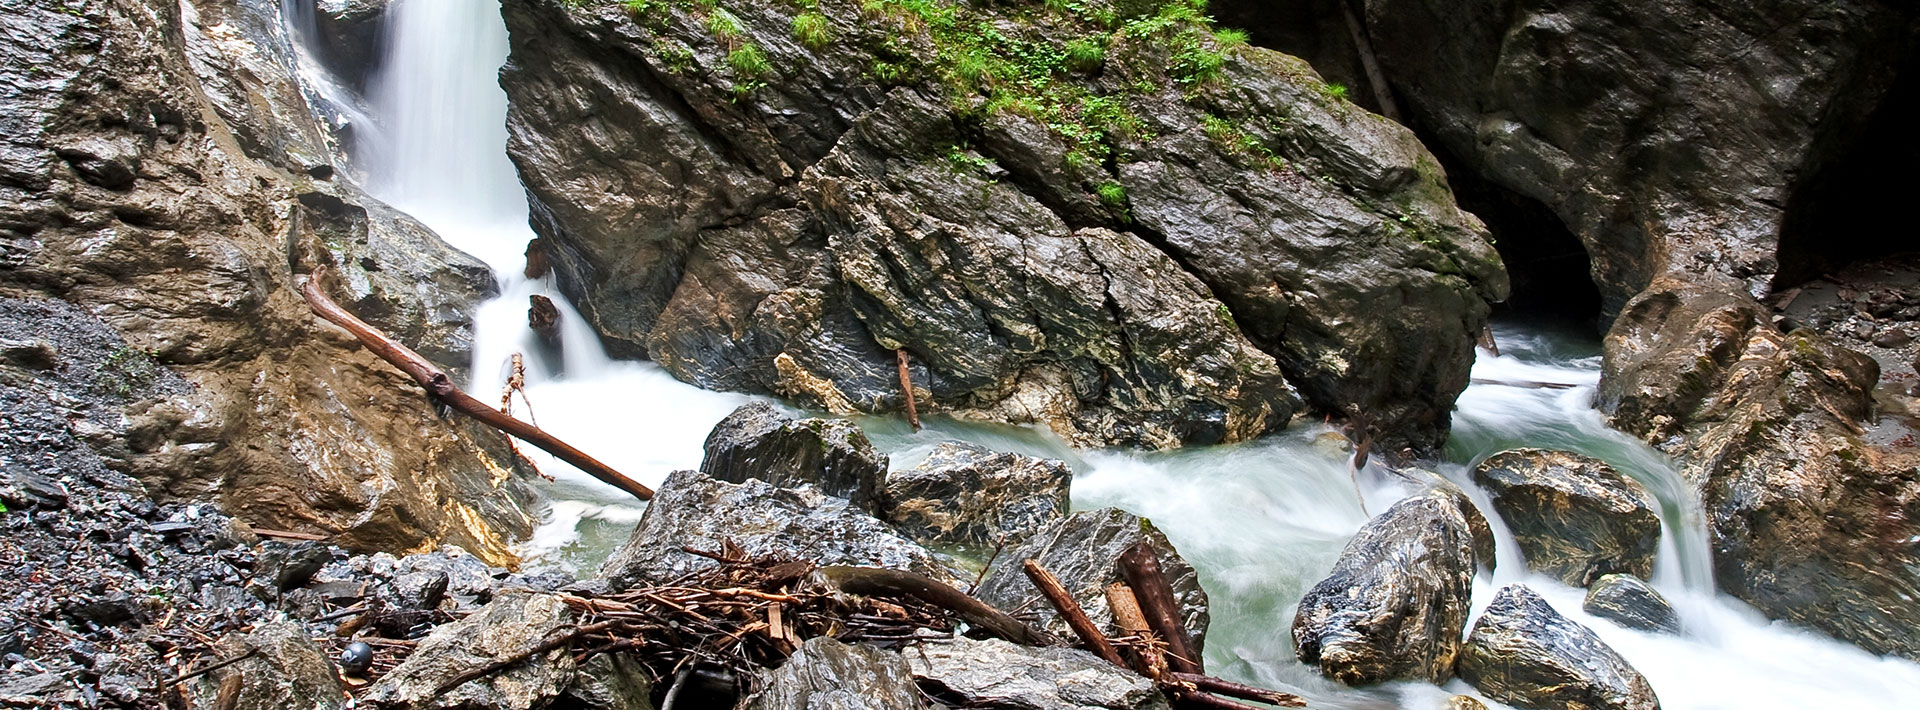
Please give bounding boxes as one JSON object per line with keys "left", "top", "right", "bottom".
{"left": 1775, "top": 56, "right": 1920, "bottom": 290}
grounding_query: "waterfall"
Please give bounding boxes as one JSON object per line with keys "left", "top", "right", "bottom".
{"left": 281, "top": 2, "right": 1920, "bottom": 707}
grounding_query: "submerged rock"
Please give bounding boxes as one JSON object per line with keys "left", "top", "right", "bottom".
{"left": 1584, "top": 574, "right": 1682, "bottom": 635}
{"left": 881, "top": 441, "right": 1071, "bottom": 548}
{"left": 1292, "top": 486, "right": 1485, "bottom": 685}
{"left": 905, "top": 636, "right": 1168, "bottom": 710}
{"left": 700, "top": 402, "right": 888, "bottom": 512}
{"left": 1602, "top": 273, "right": 1920, "bottom": 660}
{"left": 362, "top": 591, "right": 577, "bottom": 710}
{"left": 1472, "top": 449, "right": 1660, "bottom": 586}
{"left": 743, "top": 637, "right": 922, "bottom": 710}
{"left": 974, "top": 508, "right": 1207, "bottom": 648}
{"left": 1458, "top": 585, "right": 1659, "bottom": 710}
{"left": 598, "top": 471, "right": 954, "bottom": 589}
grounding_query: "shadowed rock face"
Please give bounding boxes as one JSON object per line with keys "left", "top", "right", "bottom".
{"left": 1584, "top": 574, "right": 1681, "bottom": 635}
{"left": 974, "top": 508, "right": 1207, "bottom": 648}
{"left": 743, "top": 637, "right": 924, "bottom": 710}
{"left": 1291, "top": 486, "right": 1484, "bottom": 685}
{"left": 1458, "top": 585, "right": 1659, "bottom": 710}
{"left": 905, "top": 636, "right": 1169, "bottom": 710}
{"left": 1472, "top": 449, "right": 1661, "bottom": 587}
{"left": 1362, "top": 0, "right": 1918, "bottom": 319}
{"left": 700, "top": 402, "right": 888, "bottom": 513}
{"left": 1601, "top": 273, "right": 1920, "bottom": 661}
{"left": 0, "top": 0, "right": 539, "bottom": 565}
{"left": 881, "top": 441, "right": 1072, "bottom": 549}
{"left": 598, "top": 470, "right": 955, "bottom": 590}
{"left": 498, "top": 0, "right": 1505, "bottom": 453}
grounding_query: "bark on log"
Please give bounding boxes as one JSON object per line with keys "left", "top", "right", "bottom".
{"left": 896, "top": 349, "right": 921, "bottom": 431}
{"left": 1023, "top": 560, "right": 1127, "bottom": 668}
{"left": 815, "top": 566, "right": 1056, "bottom": 647}
{"left": 1171, "top": 673, "right": 1306, "bottom": 707}
{"left": 299, "top": 268, "right": 654, "bottom": 501}
{"left": 1118, "top": 542, "right": 1203, "bottom": 675}
{"left": 1105, "top": 582, "right": 1168, "bottom": 681}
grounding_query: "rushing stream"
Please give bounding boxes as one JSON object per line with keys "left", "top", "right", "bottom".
{"left": 297, "top": 1, "right": 1920, "bottom": 707}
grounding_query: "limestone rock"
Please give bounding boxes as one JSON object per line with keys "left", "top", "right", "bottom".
{"left": 1602, "top": 273, "right": 1920, "bottom": 660}
{"left": 362, "top": 592, "right": 576, "bottom": 710}
{"left": 598, "top": 471, "right": 955, "bottom": 590}
{"left": 1472, "top": 449, "right": 1661, "bottom": 586}
{"left": 1292, "top": 486, "right": 1484, "bottom": 685}
{"left": 743, "top": 637, "right": 923, "bottom": 710}
{"left": 1584, "top": 574, "right": 1682, "bottom": 635}
{"left": 1458, "top": 585, "right": 1660, "bottom": 710}
{"left": 882, "top": 441, "right": 1072, "bottom": 548}
{"left": 905, "top": 636, "right": 1169, "bottom": 710}
{"left": 700, "top": 402, "right": 888, "bottom": 512}
{"left": 974, "top": 508, "right": 1207, "bottom": 649}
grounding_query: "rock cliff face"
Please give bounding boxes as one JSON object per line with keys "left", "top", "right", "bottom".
{"left": 1359, "top": 0, "right": 1918, "bottom": 317}
{"left": 499, "top": 0, "right": 1506, "bottom": 451}
{"left": 1601, "top": 273, "right": 1920, "bottom": 660}
{"left": 0, "top": 0, "right": 539, "bottom": 564}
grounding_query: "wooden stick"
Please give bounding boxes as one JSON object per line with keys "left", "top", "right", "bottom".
{"left": 1119, "top": 542, "right": 1203, "bottom": 675}
{"left": 166, "top": 649, "right": 258, "bottom": 686}
{"left": 1105, "top": 582, "right": 1167, "bottom": 681}
{"left": 299, "top": 269, "right": 653, "bottom": 501}
{"left": 1339, "top": 0, "right": 1402, "bottom": 122}
{"left": 1174, "top": 691, "right": 1271, "bottom": 710}
{"left": 896, "top": 349, "right": 921, "bottom": 431}
{"left": 246, "top": 527, "right": 327, "bottom": 541}
{"left": 1171, "top": 672, "right": 1307, "bottom": 707}
{"left": 1469, "top": 377, "right": 1580, "bottom": 390}
{"left": 816, "top": 566, "right": 1056, "bottom": 647}
{"left": 1022, "top": 561, "right": 1126, "bottom": 668}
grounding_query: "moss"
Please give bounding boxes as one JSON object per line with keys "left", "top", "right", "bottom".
{"left": 1215, "top": 302, "right": 1237, "bottom": 330}
{"left": 791, "top": 11, "right": 832, "bottom": 49}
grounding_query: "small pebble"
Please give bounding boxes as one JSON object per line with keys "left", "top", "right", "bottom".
{"left": 338, "top": 641, "right": 373, "bottom": 676}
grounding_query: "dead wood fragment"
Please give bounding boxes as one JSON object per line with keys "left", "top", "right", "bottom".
{"left": 1105, "top": 582, "right": 1167, "bottom": 681}
{"left": 298, "top": 268, "right": 652, "bottom": 500}
{"left": 1118, "top": 542, "right": 1203, "bottom": 675}
{"left": 816, "top": 566, "right": 1055, "bottom": 647}
{"left": 896, "top": 349, "right": 921, "bottom": 431}
{"left": 1022, "top": 560, "right": 1126, "bottom": 668}
{"left": 1171, "top": 672, "right": 1307, "bottom": 707}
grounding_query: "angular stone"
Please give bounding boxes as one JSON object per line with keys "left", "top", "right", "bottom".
{"left": 700, "top": 402, "right": 887, "bottom": 512}
{"left": 882, "top": 441, "right": 1071, "bottom": 548}
{"left": 1458, "top": 585, "right": 1659, "bottom": 710}
{"left": 974, "top": 508, "right": 1207, "bottom": 648}
{"left": 743, "top": 637, "right": 922, "bottom": 710}
{"left": 562, "top": 653, "right": 656, "bottom": 710}
{"left": 185, "top": 621, "right": 347, "bottom": 710}
{"left": 1292, "top": 486, "right": 1485, "bottom": 685}
{"left": 1583, "top": 574, "right": 1682, "bottom": 635}
{"left": 362, "top": 592, "right": 576, "bottom": 710}
{"left": 598, "top": 471, "right": 954, "bottom": 590}
{"left": 1472, "top": 449, "right": 1661, "bottom": 587}
{"left": 905, "top": 636, "right": 1169, "bottom": 710}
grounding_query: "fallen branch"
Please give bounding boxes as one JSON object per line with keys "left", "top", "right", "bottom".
{"left": 1105, "top": 582, "right": 1167, "bottom": 681}
{"left": 299, "top": 268, "right": 652, "bottom": 501}
{"left": 167, "top": 649, "right": 257, "bottom": 686}
{"left": 1022, "top": 561, "right": 1126, "bottom": 668}
{"left": 1172, "top": 672, "right": 1307, "bottom": 707}
{"left": 896, "top": 349, "right": 921, "bottom": 432}
{"left": 816, "top": 566, "right": 1056, "bottom": 647}
{"left": 1119, "top": 543, "right": 1203, "bottom": 675}
{"left": 1469, "top": 377, "right": 1581, "bottom": 390}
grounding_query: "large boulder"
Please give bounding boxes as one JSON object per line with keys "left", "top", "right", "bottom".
{"left": 1457, "top": 585, "right": 1659, "bottom": 710}
{"left": 498, "top": 0, "right": 1506, "bottom": 452}
{"left": 905, "top": 636, "right": 1169, "bottom": 710}
{"left": 598, "top": 470, "right": 955, "bottom": 589}
{"left": 882, "top": 441, "right": 1072, "bottom": 549}
{"left": 1291, "top": 486, "right": 1484, "bottom": 685}
{"left": 1583, "top": 574, "right": 1681, "bottom": 635}
{"left": 182, "top": 621, "right": 347, "bottom": 710}
{"left": 362, "top": 591, "right": 577, "bottom": 710}
{"left": 973, "top": 508, "right": 1207, "bottom": 648}
{"left": 1471, "top": 449, "right": 1661, "bottom": 587}
{"left": 1362, "top": 0, "right": 1919, "bottom": 317}
{"left": 1601, "top": 273, "right": 1920, "bottom": 660}
{"left": 742, "top": 637, "right": 923, "bottom": 710}
{"left": 700, "top": 402, "right": 888, "bottom": 512}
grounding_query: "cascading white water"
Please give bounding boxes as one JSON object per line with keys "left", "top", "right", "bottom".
{"left": 301, "top": 2, "right": 1920, "bottom": 707}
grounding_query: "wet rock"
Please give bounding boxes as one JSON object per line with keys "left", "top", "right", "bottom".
{"left": 699, "top": 402, "right": 888, "bottom": 512}
{"left": 561, "top": 653, "right": 655, "bottom": 710}
{"left": 1602, "top": 273, "right": 1920, "bottom": 660}
{"left": 1458, "top": 585, "right": 1659, "bottom": 710}
{"left": 598, "top": 471, "right": 954, "bottom": 590}
{"left": 363, "top": 591, "right": 576, "bottom": 710}
{"left": 184, "top": 621, "right": 348, "bottom": 710}
{"left": 1445, "top": 696, "right": 1487, "bottom": 710}
{"left": 528, "top": 294, "right": 561, "bottom": 349}
{"left": 905, "top": 636, "right": 1169, "bottom": 710}
{"left": 499, "top": 0, "right": 1502, "bottom": 452}
{"left": 311, "top": 0, "right": 391, "bottom": 87}
{"left": 1583, "top": 574, "right": 1681, "bottom": 635}
{"left": 881, "top": 441, "right": 1071, "bottom": 548}
{"left": 974, "top": 508, "right": 1207, "bottom": 648}
{"left": 1292, "top": 486, "right": 1485, "bottom": 685}
{"left": 742, "top": 637, "right": 922, "bottom": 710}
{"left": 1472, "top": 449, "right": 1660, "bottom": 586}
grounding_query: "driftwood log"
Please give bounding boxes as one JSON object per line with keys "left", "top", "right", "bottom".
{"left": 1119, "top": 542, "right": 1204, "bottom": 675}
{"left": 1022, "top": 561, "right": 1126, "bottom": 667}
{"left": 816, "top": 566, "right": 1055, "bottom": 647}
{"left": 298, "top": 268, "right": 654, "bottom": 501}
